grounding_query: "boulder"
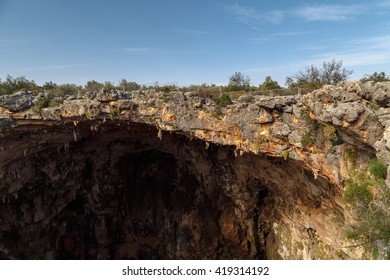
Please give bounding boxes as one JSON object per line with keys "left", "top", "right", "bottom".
{"left": 0, "top": 91, "right": 33, "bottom": 112}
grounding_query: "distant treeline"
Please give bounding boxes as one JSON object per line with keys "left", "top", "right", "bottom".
{"left": 1, "top": 59, "right": 389, "bottom": 96}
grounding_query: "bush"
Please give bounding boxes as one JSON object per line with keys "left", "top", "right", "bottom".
{"left": 0, "top": 75, "right": 39, "bottom": 95}
{"left": 301, "top": 131, "right": 314, "bottom": 149}
{"left": 360, "top": 72, "right": 390, "bottom": 84}
{"left": 343, "top": 175, "right": 373, "bottom": 206}
{"left": 344, "top": 150, "right": 358, "bottom": 164}
{"left": 369, "top": 158, "right": 387, "bottom": 179}
{"left": 162, "top": 93, "right": 169, "bottom": 103}
{"left": 32, "top": 96, "right": 51, "bottom": 114}
{"left": 343, "top": 165, "right": 390, "bottom": 259}
{"left": 215, "top": 93, "right": 233, "bottom": 107}
{"left": 285, "top": 59, "right": 353, "bottom": 88}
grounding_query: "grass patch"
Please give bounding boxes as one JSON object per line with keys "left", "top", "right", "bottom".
{"left": 369, "top": 158, "right": 387, "bottom": 179}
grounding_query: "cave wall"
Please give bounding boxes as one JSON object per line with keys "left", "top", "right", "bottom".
{"left": 0, "top": 122, "right": 349, "bottom": 259}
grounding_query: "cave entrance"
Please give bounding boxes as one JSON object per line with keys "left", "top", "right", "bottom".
{"left": 0, "top": 122, "right": 284, "bottom": 259}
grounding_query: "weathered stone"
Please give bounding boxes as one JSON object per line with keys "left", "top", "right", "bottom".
{"left": 96, "top": 90, "right": 119, "bottom": 102}
{"left": 372, "top": 82, "right": 390, "bottom": 107}
{"left": 258, "top": 107, "right": 274, "bottom": 123}
{"left": 270, "top": 123, "right": 291, "bottom": 138}
{"left": 0, "top": 91, "right": 33, "bottom": 112}
{"left": 328, "top": 102, "right": 365, "bottom": 123}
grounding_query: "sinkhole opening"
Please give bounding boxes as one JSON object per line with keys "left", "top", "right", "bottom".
{"left": 0, "top": 121, "right": 327, "bottom": 260}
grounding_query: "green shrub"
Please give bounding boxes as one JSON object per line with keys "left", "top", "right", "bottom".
{"left": 343, "top": 176, "right": 373, "bottom": 206}
{"left": 162, "top": 86, "right": 171, "bottom": 93}
{"left": 342, "top": 168, "right": 390, "bottom": 259}
{"left": 162, "top": 93, "right": 169, "bottom": 102}
{"left": 344, "top": 150, "right": 358, "bottom": 165}
{"left": 301, "top": 131, "right": 314, "bottom": 149}
{"left": 32, "top": 96, "right": 51, "bottom": 114}
{"left": 369, "top": 158, "right": 387, "bottom": 179}
{"left": 215, "top": 93, "right": 233, "bottom": 107}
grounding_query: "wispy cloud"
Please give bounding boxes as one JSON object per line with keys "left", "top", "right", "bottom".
{"left": 227, "top": 4, "right": 284, "bottom": 26}
{"left": 171, "top": 29, "right": 209, "bottom": 37}
{"left": 272, "top": 31, "right": 312, "bottom": 37}
{"left": 245, "top": 65, "right": 291, "bottom": 73}
{"left": 246, "top": 35, "right": 390, "bottom": 81}
{"left": 378, "top": 0, "right": 390, "bottom": 7}
{"left": 249, "top": 31, "right": 311, "bottom": 43}
{"left": 300, "top": 35, "right": 390, "bottom": 67}
{"left": 114, "top": 47, "right": 204, "bottom": 56}
{"left": 298, "top": 45, "right": 326, "bottom": 51}
{"left": 227, "top": 3, "right": 365, "bottom": 28}
{"left": 293, "top": 4, "right": 364, "bottom": 21}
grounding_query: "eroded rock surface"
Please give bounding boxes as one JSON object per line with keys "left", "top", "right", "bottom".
{"left": 0, "top": 81, "right": 389, "bottom": 259}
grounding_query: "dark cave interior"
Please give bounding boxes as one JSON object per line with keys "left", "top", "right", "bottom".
{"left": 0, "top": 121, "right": 330, "bottom": 259}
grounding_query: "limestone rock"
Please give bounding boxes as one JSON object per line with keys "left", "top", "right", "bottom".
{"left": 96, "top": 90, "right": 119, "bottom": 102}
{"left": 0, "top": 91, "right": 33, "bottom": 112}
{"left": 258, "top": 107, "right": 274, "bottom": 123}
{"left": 372, "top": 82, "right": 390, "bottom": 107}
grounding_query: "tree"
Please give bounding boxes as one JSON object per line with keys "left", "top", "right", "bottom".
{"left": 321, "top": 59, "right": 353, "bottom": 84}
{"left": 85, "top": 80, "right": 103, "bottom": 92}
{"left": 285, "top": 59, "right": 353, "bottom": 89}
{"left": 0, "top": 75, "right": 38, "bottom": 95}
{"left": 227, "top": 72, "right": 251, "bottom": 91}
{"left": 119, "top": 79, "right": 140, "bottom": 91}
{"left": 43, "top": 81, "right": 57, "bottom": 91}
{"left": 260, "top": 76, "right": 281, "bottom": 90}
{"left": 103, "top": 81, "right": 115, "bottom": 92}
{"left": 361, "top": 72, "right": 390, "bottom": 83}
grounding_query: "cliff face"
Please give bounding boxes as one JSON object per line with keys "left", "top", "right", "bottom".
{"left": 0, "top": 81, "right": 389, "bottom": 259}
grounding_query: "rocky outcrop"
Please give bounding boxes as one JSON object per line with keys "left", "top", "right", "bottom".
{"left": 0, "top": 91, "right": 33, "bottom": 112}
{"left": 0, "top": 81, "right": 389, "bottom": 259}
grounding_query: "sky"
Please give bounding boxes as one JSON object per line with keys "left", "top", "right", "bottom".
{"left": 0, "top": 0, "right": 390, "bottom": 87}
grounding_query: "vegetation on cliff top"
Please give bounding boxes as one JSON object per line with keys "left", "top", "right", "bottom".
{"left": 1, "top": 59, "right": 387, "bottom": 97}
{"left": 285, "top": 59, "right": 353, "bottom": 90}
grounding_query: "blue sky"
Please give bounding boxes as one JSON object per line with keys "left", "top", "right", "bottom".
{"left": 1, "top": 0, "right": 390, "bottom": 87}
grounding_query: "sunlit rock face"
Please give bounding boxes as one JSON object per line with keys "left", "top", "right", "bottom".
{"left": 0, "top": 81, "right": 389, "bottom": 259}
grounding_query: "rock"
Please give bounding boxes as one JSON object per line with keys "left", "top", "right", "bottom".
{"left": 255, "top": 95, "right": 297, "bottom": 110}
{"left": 372, "top": 82, "right": 390, "bottom": 107}
{"left": 288, "top": 130, "right": 302, "bottom": 148}
{"left": 237, "top": 94, "right": 254, "bottom": 103}
{"left": 328, "top": 102, "right": 365, "bottom": 123}
{"left": 271, "top": 123, "right": 291, "bottom": 138}
{"left": 96, "top": 91, "right": 118, "bottom": 102}
{"left": 258, "top": 107, "right": 274, "bottom": 123}
{"left": 0, "top": 91, "right": 33, "bottom": 112}
{"left": 376, "top": 108, "right": 390, "bottom": 127}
